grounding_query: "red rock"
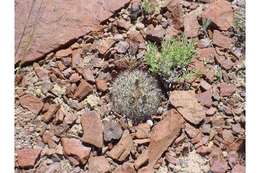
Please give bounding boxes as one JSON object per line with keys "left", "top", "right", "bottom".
{"left": 96, "top": 79, "right": 108, "bottom": 92}
{"left": 218, "top": 83, "right": 236, "bottom": 97}
{"left": 19, "top": 94, "right": 44, "bottom": 114}
{"left": 185, "top": 123, "right": 200, "bottom": 138}
{"left": 63, "top": 112, "right": 77, "bottom": 125}
{"left": 88, "top": 156, "right": 111, "bottom": 173}
{"left": 215, "top": 55, "right": 234, "bottom": 70}
{"left": 33, "top": 63, "right": 49, "bottom": 81}
{"left": 116, "top": 19, "right": 131, "bottom": 30}
{"left": 184, "top": 12, "right": 199, "bottom": 38}
{"left": 165, "top": 26, "right": 180, "bottom": 39}
{"left": 81, "top": 68, "right": 95, "bottom": 83}
{"left": 138, "top": 166, "right": 154, "bottom": 173}
{"left": 61, "top": 138, "right": 91, "bottom": 165}
{"left": 135, "top": 123, "right": 150, "bottom": 139}
{"left": 42, "top": 104, "right": 60, "bottom": 123}
{"left": 170, "top": 90, "right": 206, "bottom": 125}
{"left": 196, "top": 145, "right": 212, "bottom": 155}
{"left": 72, "top": 49, "right": 83, "bottom": 69}
{"left": 148, "top": 109, "right": 184, "bottom": 167}
{"left": 69, "top": 73, "right": 82, "bottom": 83}
{"left": 16, "top": 148, "right": 42, "bottom": 169}
{"left": 127, "top": 29, "right": 144, "bottom": 44}
{"left": 196, "top": 90, "right": 213, "bottom": 108}
{"left": 227, "top": 151, "right": 239, "bottom": 167}
{"left": 81, "top": 111, "right": 103, "bottom": 148}
{"left": 231, "top": 164, "right": 245, "bottom": 173}
{"left": 146, "top": 25, "right": 165, "bottom": 42}
{"left": 103, "top": 120, "right": 123, "bottom": 142}
{"left": 74, "top": 80, "right": 93, "bottom": 101}
{"left": 15, "top": 0, "right": 130, "bottom": 64}
{"left": 42, "top": 130, "right": 56, "bottom": 148}
{"left": 200, "top": 79, "right": 212, "bottom": 91}
{"left": 107, "top": 130, "right": 133, "bottom": 161}
{"left": 97, "top": 37, "right": 115, "bottom": 55}
{"left": 55, "top": 48, "right": 72, "bottom": 57}
{"left": 210, "top": 159, "right": 228, "bottom": 173}
{"left": 222, "top": 129, "right": 235, "bottom": 145}
{"left": 134, "top": 150, "right": 148, "bottom": 169}
{"left": 197, "top": 48, "right": 216, "bottom": 64}
{"left": 166, "top": 0, "right": 184, "bottom": 30}
{"left": 213, "top": 30, "right": 232, "bottom": 49}
{"left": 202, "top": 0, "right": 233, "bottom": 30}
{"left": 113, "top": 163, "right": 136, "bottom": 173}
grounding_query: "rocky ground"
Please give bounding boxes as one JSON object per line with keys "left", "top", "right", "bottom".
{"left": 15, "top": 0, "right": 245, "bottom": 172}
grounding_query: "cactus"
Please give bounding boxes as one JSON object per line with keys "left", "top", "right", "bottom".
{"left": 110, "top": 70, "right": 162, "bottom": 121}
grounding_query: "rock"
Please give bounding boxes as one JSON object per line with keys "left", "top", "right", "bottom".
{"left": 88, "top": 156, "right": 111, "bottom": 173}
{"left": 74, "top": 80, "right": 93, "bottom": 101}
{"left": 134, "top": 150, "right": 148, "bottom": 169}
{"left": 97, "top": 37, "right": 115, "bottom": 55}
{"left": 116, "top": 19, "right": 131, "bottom": 30}
{"left": 210, "top": 159, "right": 228, "bottom": 173}
{"left": 42, "top": 104, "right": 60, "bottom": 123}
{"left": 127, "top": 29, "right": 144, "bottom": 44}
{"left": 55, "top": 48, "right": 72, "bottom": 57}
{"left": 231, "top": 164, "right": 245, "bottom": 173}
{"left": 19, "top": 94, "right": 44, "bottom": 114}
{"left": 213, "top": 30, "right": 232, "bottom": 49}
{"left": 185, "top": 123, "right": 200, "bottom": 139}
{"left": 69, "top": 73, "right": 82, "bottom": 83}
{"left": 184, "top": 12, "right": 199, "bottom": 38}
{"left": 96, "top": 79, "right": 108, "bottom": 92}
{"left": 146, "top": 25, "right": 165, "bottom": 42}
{"left": 64, "top": 112, "right": 77, "bottom": 125}
{"left": 215, "top": 55, "right": 234, "bottom": 70}
{"left": 218, "top": 83, "right": 236, "bottom": 97}
{"left": 129, "top": 1, "right": 142, "bottom": 20}
{"left": 81, "top": 111, "right": 103, "bottom": 148}
{"left": 103, "top": 120, "right": 123, "bottom": 142}
{"left": 42, "top": 130, "right": 56, "bottom": 148}
{"left": 134, "top": 123, "right": 150, "bottom": 139}
{"left": 200, "top": 79, "right": 212, "bottom": 91}
{"left": 115, "top": 41, "right": 130, "bottom": 53}
{"left": 61, "top": 138, "right": 91, "bottom": 165}
{"left": 15, "top": 0, "right": 130, "bottom": 64}
{"left": 81, "top": 68, "right": 95, "bottom": 83}
{"left": 107, "top": 130, "right": 133, "bottom": 161}
{"left": 33, "top": 63, "right": 49, "bottom": 81}
{"left": 202, "top": 0, "right": 233, "bottom": 30}
{"left": 72, "top": 49, "right": 83, "bottom": 69}
{"left": 198, "top": 38, "right": 212, "bottom": 48}
{"left": 16, "top": 148, "right": 42, "bottom": 169}
{"left": 148, "top": 109, "right": 184, "bottom": 167}
{"left": 222, "top": 129, "right": 235, "bottom": 145}
{"left": 196, "top": 90, "right": 213, "bottom": 108}
{"left": 197, "top": 48, "right": 216, "bottom": 64}
{"left": 113, "top": 163, "right": 136, "bottom": 173}
{"left": 165, "top": 26, "right": 180, "bottom": 39}
{"left": 138, "top": 166, "right": 154, "bottom": 173}
{"left": 166, "top": 0, "right": 184, "bottom": 30}
{"left": 170, "top": 90, "right": 206, "bottom": 125}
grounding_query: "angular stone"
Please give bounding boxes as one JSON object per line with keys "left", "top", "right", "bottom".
{"left": 196, "top": 90, "right": 213, "bottom": 108}
{"left": 96, "top": 37, "right": 115, "bottom": 55}
{"left": 213, "top": 30, "right": 232, "bottom": 49}
{"left": 96, "top": 79, "right": 108, "bottom": 92}
{"left": 107, "top": 130, "right": 133, "bottom": 161}
{"left": 16, "top": 148, "right": 42, "bottom": 169}
{"left": 146, "top": 25, "right": 165, "bottom": 42}
{"left": 197, "top": 48, "right": 216, "bottom": 63}
{"left": 55, "top": 48, "right": 72, "bottom": 57}
{"left": 148, "top": 109, "right": 184, "bottom": 167}
{"left": 33, "top": 63, "right": 49, "bottom": 81}
{"left": 170, "top": 90, "right": 206, "bottom": 125}
{"left": 103, "top": 120, "right": 123, "bottom": 142}
{"left": 81, "top": 68, "right": 95, "bottom": 83}
{"left": 202, "top": 0, "right": 233, "bottom": 30}
{"left": 15, "top": 0, "right": 130, "bottom": 64}
{"left": 166, "top": 0, "right": 184, "bottom": 30}
{"left": 74, "top": 80, "right": 93, "bottom": 101}
{"left": 19, "top": 94, "right": 44, "bottom": 114}
{"left": 184, "top": 12, "right": 199, "bottom": 38}
{"left": 72, "top": 49, "right": 83, "bottom": 69}
{"left": 116, "top": 19, "right": 131, "bottom": 30}
{"left": 210, "top": 159, "right": 228, "bottom": 173}
{"left": 215, "top": 55, "right": 234, "bottom": 71}
{"left": 115, "top": 41, "right": 130, "bottom": 53}
{"left": 81, "top": 111, "right": 103, "bottom": 148}
{"left": 134, "top": 150, "right": 148, "bottom": 169}
{"left": 42, "top": 104, "right": 60, "bottom": 123}
{"left": 134, "top": 123, "right": 150, "bottom": 139}
{"left": 231, "top": 164, "right": 245, "bottom": 173}
{"left": 218, "top": 83, "right": 236, "bottom": 97}
{"left": 61, "top": 138, "right": 91, "bottom": 165}
{"left": 88, "top": 156, "right": 111, "bottom": 173}
{"left": 112, "top": 163, "right": 136, "bottom": 173}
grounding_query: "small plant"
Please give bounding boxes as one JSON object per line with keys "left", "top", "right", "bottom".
{"left": 110, "top": 70, "right": 162, "bottom": 121}
{"left": 234, "top": 3, "right": 245, "bottom": 51}
{"left": 141, "top": 0, "right": 160, "bottom": 14}
{"left": 144, "top": 37, "right": 195, "bottom": 76}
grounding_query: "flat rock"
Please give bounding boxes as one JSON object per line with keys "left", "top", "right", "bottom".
{"left": 19, "top": 94, "right": 44, "bottom": 114}
{"left": 202, "top": 0, "right": 233, "bottom": 30}
{"left": 148, "top": 109, "right": 184, "bottom": 167}
{"left": 107, "top": 130, "right": 133, "bottom": 161}
{"left": 184, "top": 12, "right": 199, "bottom": 38}
{"left": 96, "top": 37, "right": 115, "bottom": 55}
{"left": 134, "top": 150, "right": 148, "bottom": 169}
{"left": 170, "top": 90, "right": 206, "bottom": 125}
{"left": 210, "top": 159, "right": 228, "bottom": 173}
{"left": 15, "top": 0, "right": 130, "bottom": 64}
{"left": 61, "top": 138, "right": 91, "bottom": 165}
{"left": 213, "top": 30, "right": 232, "bottom": 49}
{"left": 88, "top": 156, "right": 111, "bottom": 173}
{"left": 218, "top": 83, "right": 236, "bottom": 97}
{"left": 16, "top": 148, "right": 42, "bottom": 169}
{"left": 33, "top": 63, "right": 50, "bottom": 81}
{"left": 112, "top": 163, "right": 136, "bottom": 173}
{"left": 115, "top": 41, "right": 130, "bottom": 53}
{"left": 196, "top": 90, "right": 213, "bottom": 108}
{"left": 231, "top": 164, "right": 245, "bottom": 173}
{"left": 197, "top": 48, "right": 216, "bottom": 63}
{"left": 81, "top": 111, "right": 103, "bottom": 148}
{"left": 96, "top": 79, "right": 108, "bottom": 92}
{"left": 42, "top": 104, "right": 60, "bottom": 123}
{"left": 215, "top": 55, "right": 234, "bottom": 70}
{"left": 166, "top": 0, "right": 184, "bottom": 30}
{"left": 146, "top": 25, "right": 165, "bottom": 42}
{"left": 134, "top": 123, "right": 150, "bottom": 139}
{"left": 103, "top": 120, "right": 123, "bottom": 142}
{"left": 74, "top": 80, "right": 93, "bottom": 101}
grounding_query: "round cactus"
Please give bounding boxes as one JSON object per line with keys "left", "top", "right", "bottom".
{"left": 110, "top": 70, "right": 162, "bottom": 121}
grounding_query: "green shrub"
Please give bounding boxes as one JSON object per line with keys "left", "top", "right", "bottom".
{"left": 144, "top": 37, "right": 195, "bottom": 76}
{"left": 141, "top": 0, "right": 160, "bottom": 14}
{"left": 110, "top": 70, "right": 162, "bottom": 121}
